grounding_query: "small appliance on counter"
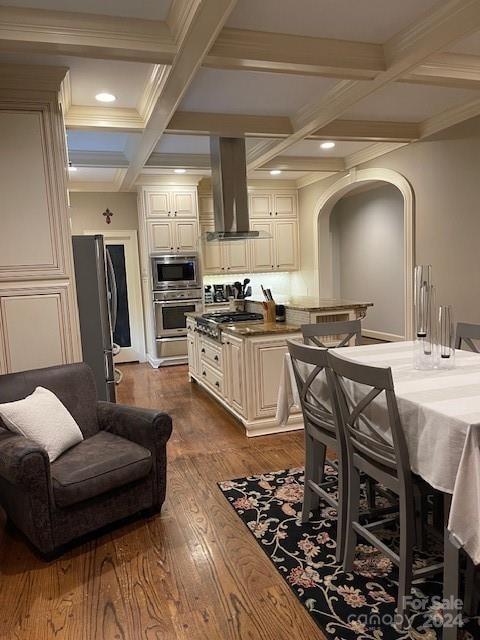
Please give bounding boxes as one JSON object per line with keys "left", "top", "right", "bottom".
{"left": 204, "top": 285, "right": 214, "bottom": 305}
{"left": 206, "top": 279, "right": 252, "bottom": 304}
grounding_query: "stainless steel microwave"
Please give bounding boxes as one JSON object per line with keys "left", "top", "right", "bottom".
{"left": 151, "top": 253, "right": 200, "bottom": 291}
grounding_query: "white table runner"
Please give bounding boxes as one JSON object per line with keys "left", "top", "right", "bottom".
{"left": 276, "top": 340, "right": 480, "bottom": 563}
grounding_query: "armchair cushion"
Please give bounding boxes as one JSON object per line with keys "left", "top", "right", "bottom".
{"left": 51, "top": 431, "right": 152, "bottom": 508}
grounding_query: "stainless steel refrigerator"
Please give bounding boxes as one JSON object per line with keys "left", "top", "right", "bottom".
{"left": 72, "top": 235, "right": 117, "bottom": 402}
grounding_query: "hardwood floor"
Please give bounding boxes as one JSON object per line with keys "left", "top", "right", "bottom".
{"left": 0, "top": 363, "right": 325, "bottom": 640}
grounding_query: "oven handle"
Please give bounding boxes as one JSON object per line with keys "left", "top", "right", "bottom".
{"left": 153, "top": 300, "right": 202, "bottom": 306}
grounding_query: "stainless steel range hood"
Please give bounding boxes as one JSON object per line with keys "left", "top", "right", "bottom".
{"left": 206, "top": 136, "right": 270, "bottom": 242}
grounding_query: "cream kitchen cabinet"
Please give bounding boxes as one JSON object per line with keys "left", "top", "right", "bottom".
{"left": 200, "top": 223, "right": 249, "bottom": 274}
{"left": 249, "top": 338, "right": 293, "bottom": 420}
{"left": 149, "top": 220, "right": 198, "bottom": 253}
{"left": 145, "top": 189, "right": 196, "bottom": 219}
{"left": 248, "top": 191, "right": 297, "bottom": 219}
{"left": 223, "top": 334, "right": 247, "bottom": 415}
{"left": 249, "top": 220, "right": 299, "bottom": 272}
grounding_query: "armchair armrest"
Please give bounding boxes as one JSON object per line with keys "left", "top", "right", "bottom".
{"left": 97, "top": 402, "right": 172, "bottom": 451}
{"left": 0, "top": 431, "right": 51, "bottom": 489}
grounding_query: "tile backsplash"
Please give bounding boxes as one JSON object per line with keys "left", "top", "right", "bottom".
{"left": 203, "top": 271, "right": 293, "bottom": 303}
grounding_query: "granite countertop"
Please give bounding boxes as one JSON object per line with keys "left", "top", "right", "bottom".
{"left": 221, "top": 322, "right": 301, "bottom": 337}
{"left": 250, "top": 297, "right": 373, "bottom": 312}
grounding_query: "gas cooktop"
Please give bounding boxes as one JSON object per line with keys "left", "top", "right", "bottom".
{"left": 195, "top": 311, "right": 263, "bottom": 340}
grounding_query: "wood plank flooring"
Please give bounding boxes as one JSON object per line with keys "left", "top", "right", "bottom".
{"left": 0, "top": 363, "right": 325, "bottom": 640}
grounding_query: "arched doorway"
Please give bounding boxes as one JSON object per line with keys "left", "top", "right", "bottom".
{"left": 312, "top": 168, "right": 415, "bottom": 339}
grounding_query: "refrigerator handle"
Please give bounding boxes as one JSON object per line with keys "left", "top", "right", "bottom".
{"left": 105, "top": 247, "right": 118, "bottom": 334}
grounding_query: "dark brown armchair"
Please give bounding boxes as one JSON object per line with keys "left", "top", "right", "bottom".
{"left": 0, "top": 363, "right": 172, "bottom": 557}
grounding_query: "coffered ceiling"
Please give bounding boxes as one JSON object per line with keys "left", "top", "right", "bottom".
{"left": 1, "top": 0, "right": 480, "bottom": 191}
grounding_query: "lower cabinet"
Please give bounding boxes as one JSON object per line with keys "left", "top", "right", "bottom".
{"left": 249, "top": 338, "right": 293, "bottom": 420}
{"left": 187, "top": 329, "right": 200, "bottom": 378}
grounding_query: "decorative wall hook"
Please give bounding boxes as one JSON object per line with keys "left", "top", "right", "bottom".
{"left": 102, "top": 208, "right": 114, "bottom": 224}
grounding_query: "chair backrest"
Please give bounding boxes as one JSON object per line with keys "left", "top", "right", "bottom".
{"left": 0, "top": 363, "right": 99, "bottom": 438}
{"left": 456, "top": 322, "right": 480, "bottom": 352}
{"left": 327, "top": 350, "right": 411, "bottom": 485}
{"left": 286, "top": 339, "right": 337, "bottom": 439}
{"left": 301, "top": 319, "right": 361, "bottom": 348}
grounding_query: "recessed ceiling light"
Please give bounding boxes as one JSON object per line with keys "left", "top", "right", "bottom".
{"left": 270, "top": 169, "right": 282, "bottom": 175}
{"left": 68, "top": 166, "right": 77, "bottom": 172}
{"left": 95, "top": 92, "right": 116, "bottom": 103}
{"left": 174, "top": 168, "right": 186, "bottom": 174}
{"left": 320, "top": 141, "right": 336, "bottom": 150}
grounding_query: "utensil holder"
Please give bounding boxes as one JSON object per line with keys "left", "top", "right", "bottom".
{"left": 263, "top": 301, "right": 276, "bottom": 324}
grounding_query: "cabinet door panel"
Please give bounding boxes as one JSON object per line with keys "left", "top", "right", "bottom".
{"left": 1, "top": 293, "right": 66, "bottom": 372}
{"left": 249, "top": 193, "right": 272, "bottom": 219}
{"left": 146, "top": 192, "right": 171, "bottom": 217}
{"left": 250, "top": 222, "right": 274, "bottom": 273}
{"left": 273, "top": 193, "right": 297, "bottom": 218}
{"left": 172, "top": 192, "right": 195, "bottom": 218}
{"left": 224, "top": 240, "right": 249, "bottom": 273}
{"left": 148, "top": 221, "right": 175, "bottom": 252}
{"left": 175, "top": 221, "right": 198, "bottom": 252}
{"left": 275, "top": 220, "right": 298, "bottom": 271}
{"left": 201, "top": 224, "right": 223, "bottom": 273}
{"left": 225, "top": 337, "right": 246, "bottom": 415}
{"left": 252, "top": 342, "right": 289, "bottom": 419}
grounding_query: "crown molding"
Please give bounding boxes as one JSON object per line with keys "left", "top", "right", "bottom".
{"left": 59, "top": 70, "right": 71, "bottom": 112}
{"left": 65, "top": 105, "right": 145, "bottom": 131}
{"left": 406, "top": 52, "right": 480, "bottom": 89}
{"left": 135, "top": 173, "right": 204, "bottom": 187}
{"left": 0, "top": 62, "right": 67, "bottom": 91}
{"left": 68, "top": 151, "right": 129, "bottom": 167}
{"left": 0, "top": 6, "right": 176, "bottom": 63}
{"left": 295, "top": 171, "right": 339, "bottom": 189}
{"left": 420, "top": 95, "right": 480, "bottom": 138}
{"left": 137, "top": 64, "right": 171, "bottom": 123}
{"left": 262, "top": 156, "right": 345, "bottom": 172}
{"left": 344, "top": 142, "right": 408, "bottom": 170}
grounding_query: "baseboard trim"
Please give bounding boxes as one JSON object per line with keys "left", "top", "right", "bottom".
{"left": 146, "top": 353, "right": 188, "bottom": 368}
{"left": 362, "top": 329, "right": 404, "bottom": 342}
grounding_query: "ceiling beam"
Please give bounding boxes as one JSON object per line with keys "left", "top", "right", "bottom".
{"left": 65, "top": 106, "right": 145, "bottom": 131}
{"left": 262, "top": 156, "right": 346, "bottom": 172}
{"left": 405, "top": 52, "right": 480, "bottom": 89}
{"left": 146, "top": 152, "right": 210, "bottom": 168}
{"left": 205, "top": 28, "right": 384, "bottom": 78}
{"left": 310, "top": 119, "right": 420, "bottom": 142}
{"left": 121, "top": 0, "right": 238, "bottom": 190}
{"left": 166, "top": 110, "right": 293, "bottom": 137}
{"left": 0, "top": 6, "right": 175, "bottom": 63}
{"left": 248, "top": 0, "right": 480, "bottom": 171}
{"left": 68, "top": 151, "right": 129, "bottom": 167}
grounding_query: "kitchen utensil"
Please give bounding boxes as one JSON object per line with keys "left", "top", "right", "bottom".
{"left": 245, "top": 285, "right": 252, "bottom": 298}
{"left": 261, "top": 285, "right": 269, "bottom": 301}
{"left": 242, "top": 278, "right": 250, "bottom": 297}
{"left": 233, "top": 281, "right": 243, "bottom": 299}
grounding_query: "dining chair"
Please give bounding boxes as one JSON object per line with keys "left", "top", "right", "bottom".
{"left": 327, "top": 350, "right": 442, "bottom": 627}
{"left": 301, "top": 319, "right": 362, "bottom": 348}
{"left": 455, "top": 322, "right": 480, "bottom": 352}
{"left": 287, "top": 339, "right": 347, "bottom": 564}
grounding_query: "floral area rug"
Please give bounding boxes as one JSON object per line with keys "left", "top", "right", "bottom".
{"left": 218, "top": 466, "right": 479, "bottom": 640}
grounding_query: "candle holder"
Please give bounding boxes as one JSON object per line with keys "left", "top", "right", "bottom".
{"left": 414, "top": 265, "right": 436, "bottom": 370}
{"left": 437, "top": 305, "right": 455, "bottom": 369}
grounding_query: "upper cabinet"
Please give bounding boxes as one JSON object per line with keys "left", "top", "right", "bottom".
{"left": 199, "top": 187, "right": 300, "bottom": 275}
{"left": 144, "top": 188, "right": 197, "bottom": 219}
{"left": 248, "top": 191, "right": 297, "bottom": 219}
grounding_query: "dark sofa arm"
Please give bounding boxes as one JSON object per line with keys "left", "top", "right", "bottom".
{"left": 0, "top": 431, "right": 51, "bottom": 489}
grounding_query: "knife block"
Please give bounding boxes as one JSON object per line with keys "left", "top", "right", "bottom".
{"left": 263, "top": 301, "right": 276, "bottom": 324}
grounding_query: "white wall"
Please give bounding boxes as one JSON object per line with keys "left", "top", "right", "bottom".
{"left": 69, "top": 192, "right": 139, "bottom": 234}
{"left": 331, "top": 183, "right": 404, "bottom": 337}
{"left": 297, "top": 116, "right": 480, "bottom": 326}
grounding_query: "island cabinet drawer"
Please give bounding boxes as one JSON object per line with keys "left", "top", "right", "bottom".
{"left": 200, "top": 337, "right": 223, "bottom": 370}
{"left": 200, "top": 361, "right": 224, "bottom": 394}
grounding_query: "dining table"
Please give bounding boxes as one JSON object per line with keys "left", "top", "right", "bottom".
{"left": 276, "top": 339, "right": 480, "bottom": 639}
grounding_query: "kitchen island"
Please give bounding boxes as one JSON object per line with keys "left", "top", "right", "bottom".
{"left": 247, "top": 297, "right": 373, "bottom": 325}
{"left": 186, "top": 314, "right": 302, "bottom": 436}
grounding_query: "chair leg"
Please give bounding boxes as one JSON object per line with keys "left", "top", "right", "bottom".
{"left": 464, "top": 558, "right": 477, "bottom": 617}
{"left": 413, "top": 487, "right": 425, "bottom": 550}
{"left": 335, "top": 458, "right": 347, "bottom": 565}
{"left": 343, "top": 465, "right": 360, "bottom": 572}
{"left": 302, "top": 436, "right": 325, "bottom": 523}
{"left": 396, "top": 494, "right": 414, "bottom": 630}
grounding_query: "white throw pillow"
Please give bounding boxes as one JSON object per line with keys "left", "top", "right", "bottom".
{"left": 0, "top": 386, "right": 83, "bottom": 462}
